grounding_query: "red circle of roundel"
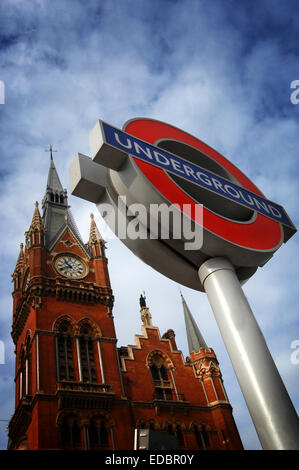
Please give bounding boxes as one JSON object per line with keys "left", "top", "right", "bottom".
{"left": 123, "top": 118, "right": 282, "bottom": 251}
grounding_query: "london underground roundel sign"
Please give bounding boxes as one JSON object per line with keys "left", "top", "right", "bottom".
{"left": 70, "top": 118, "right": 296, "bottom": 291}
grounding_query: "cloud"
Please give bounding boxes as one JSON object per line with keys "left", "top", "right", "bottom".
{"left": 0, "top": 0, "right": 298, "bottom": 450}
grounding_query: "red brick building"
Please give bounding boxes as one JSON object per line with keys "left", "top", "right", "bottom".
{"left": 8, "top": 152, "right": 243, "bottom": 450}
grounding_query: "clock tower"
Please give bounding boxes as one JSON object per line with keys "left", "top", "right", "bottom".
{"left": 8, "top": 152, "right": 129, "bottom": 450}
{"left": 8, "top": 151, "right": 243, "bottom": 450}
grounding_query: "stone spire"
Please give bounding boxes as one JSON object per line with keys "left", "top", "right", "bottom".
{"left": 42, "top": 152, "right": 67, "bottom": 210}
{"left": 41, "top": 153, "right": 84, "bottom": 248}
{"left": 88, "top": 213, "right": 105, "bottom": 246}
{"left": 46, "top": 149, "right": 64, "bottom": 196}
{"left": 181, "top": 291, "right": 208, "bottom": 353}
{"left": 27, "top": 201, "right": 44, "bottom": 234}
{"left": 12, "top": 243, "right": 25, "bottom": 279}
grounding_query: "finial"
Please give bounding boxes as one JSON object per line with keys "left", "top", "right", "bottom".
{"left": 35, "top": 201, "right": 39, "bottom": 208}
{"left": 90, "top": 213, "right": 94, "bottom": 220}
{"left": 45, "top": 144, "right": 57, "bottom": 160}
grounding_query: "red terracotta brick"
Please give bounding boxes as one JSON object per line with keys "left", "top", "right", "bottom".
{"left": 8, "top": 196, "right": 243, "bottom": 451}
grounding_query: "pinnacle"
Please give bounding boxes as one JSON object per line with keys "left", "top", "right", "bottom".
{"left": 140, "top": 305, "right": 153, "bottom": 327}
{"left": 28, "top": 201, "right": 44, "bottom": 233}
{"left": 88, "top": 213, "right": 105, "bottom": 246}
{"left": 12, "top": 242, "right": 25, "bottom": 277}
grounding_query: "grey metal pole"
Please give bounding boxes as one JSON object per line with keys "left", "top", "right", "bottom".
{"left": 198, "top": 257, "right": 299, "bottom": 450}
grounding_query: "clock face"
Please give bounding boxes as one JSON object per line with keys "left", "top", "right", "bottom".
{"left": 54, "top": 255, "right": 87, "bottom": 279}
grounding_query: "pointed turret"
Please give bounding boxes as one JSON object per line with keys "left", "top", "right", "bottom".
{"left": 28, "top": 201, "right": 44, "bottom": 234}
{"left": 41, "top": 152, "right": 84, "bottom": 248}
{"left": 12, "top": 243, "right": 25, "bottom": 279}
{"left": 88, "top": 213, "right": 106, "bottom": 257}
{"left": 181, "top": 292, "right": 208, "bottom": 353}
{"left": 88, "top": 213, "right": 103, "bottom": 244}
{"left": 24, "top": 201, "right": 45, "bottom": 250}
{"left": 11, "top": 243, "right": 26, "bottom": 311}
{"left": 181, "top": 292, "right": 230, "bottom": 408}
{"left": 87, "top": 213, "right": 111, "bottom": 288}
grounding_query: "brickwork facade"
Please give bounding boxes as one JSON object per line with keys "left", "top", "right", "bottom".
{"left": 8, "top": 156, "right": 243, "bottom": 450}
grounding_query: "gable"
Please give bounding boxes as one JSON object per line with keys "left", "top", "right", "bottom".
{"left": 48, "top": 225, "right": 91, "bottom": 259}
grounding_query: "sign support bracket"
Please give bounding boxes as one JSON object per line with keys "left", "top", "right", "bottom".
{"left": 198, "top": 257, "right": 299, "bottom": 450}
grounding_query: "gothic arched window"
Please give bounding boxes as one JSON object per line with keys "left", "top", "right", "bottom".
{"left": 59, "top": 415, "right": 81, "bottom": 449}
{"left": 150, "top": 364, "right": 160, "bottom": 381}
{"left": 56, "top": 320, "right": 74, "bottom": 382}
{"left": 192, "top": 423, "right": 210, "bottom": 449}
{"left": 18, "top": 348, "right": 25, "bottom": 400}
{"left": 79, "top": 324, "right": 97, "bottom": 383}
{"left": 175, "top": 425, "right": 184, "bottom": 447}
{"left": 18, "top": 335, "right": 31, "bottom": 401}
{"left": 149, "top": 353, "right": 173, "bottom": 401}
{"left": 201, "top": 425, "right": 210, "bottom": 449}
{"left": 87, "top": 419, "right": 109, "bottom": 449}
{"left": 24, "top": 334, "right": 31, "bottom": 396}
{"left": 167, "top": 423, "right": 174, "bottom": 435}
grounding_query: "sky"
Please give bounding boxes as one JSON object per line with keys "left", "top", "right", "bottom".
{"left": 0, "top": 0, "right": 298, "bottom": 451}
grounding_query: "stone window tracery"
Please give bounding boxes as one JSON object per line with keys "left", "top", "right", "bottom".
{"left": 18, "top": 333, "right": 32, "bottom": 401}
{"left": 56, "top": 319, "right": 75, "bottom": 382}
{"left": 59, "top": 414, "right": 81, "bottom": 449}
{"left": 78, "top": 323, "right": 97, "bottom": 383}
{"left": 148, "top": 352, "right": 173, "bottom": 400}
{"left": 192, "top": 423, "right": 210, "bottom": 449}
{"left": 86, "top": 418, "right": 109, "bottom": 449}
